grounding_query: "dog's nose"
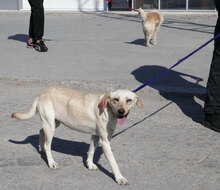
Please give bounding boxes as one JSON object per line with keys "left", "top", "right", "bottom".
{"left": 118, "top": 108, "right": 125, "bottom": 115}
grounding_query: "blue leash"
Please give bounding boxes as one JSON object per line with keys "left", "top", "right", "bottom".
{"left": 133, "top": 33, "right": 220, "bottom": 93}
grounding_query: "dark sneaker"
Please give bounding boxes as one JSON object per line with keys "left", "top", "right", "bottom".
{"left": 203, "top": 120, "right": 220, "bottom": 133}
{"left": 35, "top": 40, "right": 48, "bottom": 52}
{"left": 27, "top": 39, "right": 35, "bottom": 48}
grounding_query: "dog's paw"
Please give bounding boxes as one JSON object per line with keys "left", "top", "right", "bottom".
{"left": 49, "top": 162, "right": 59, "bottom": 169}
{"left": 116, "top": 177, "right": 129, "bottom": 185}
{"left": 152, "top": 42, "right": 157, "bottom": 45}
{"left": 146, "top": 44, "right": 151, "bottom": 47}
{"left": 87, "top": 163, "right": 99, "bottom": 171}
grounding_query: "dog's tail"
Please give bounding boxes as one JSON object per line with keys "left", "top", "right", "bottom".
{"left": 139, "top": 7, "right": 146, "bottom": 21}
{"left": 11, "top": 97, "right": 38, "bottom": 120}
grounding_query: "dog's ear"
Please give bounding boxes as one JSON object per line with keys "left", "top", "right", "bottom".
{"left": 136, "top": 95, "right": 143, "bottom": 108}
{"left": 100, "top": 93, "right": 111, "bottom": 111}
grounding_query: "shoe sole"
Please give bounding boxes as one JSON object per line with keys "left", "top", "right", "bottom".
{"left": 27, "top": 45, "right": 35, "bottom": 49}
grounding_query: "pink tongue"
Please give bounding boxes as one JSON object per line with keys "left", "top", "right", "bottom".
{"left": 117, "top": 117, "right": 126, "bottom": 125}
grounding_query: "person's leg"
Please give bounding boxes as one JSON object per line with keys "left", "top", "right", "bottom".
{"left": 28, "top": 8, "right": 34, "bottom": 39}
{"left": 204, "top": 47, "right": 220, "bottom": 131}
{"left": 33, "top": 0, "right": 48, "bottom": 52}
{"left": 28, "top": 0, "right": 47, "bottom": 51}
{"left": 27, "top": 0, "right": 35, "bottom": 48}
{"left": 204, "top": 9, "right": 220, "bottom": 131}
{"left": 28, "top": 0, "right": 44, "bottom": 40}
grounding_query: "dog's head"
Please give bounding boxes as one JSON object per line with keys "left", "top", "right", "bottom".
{"left": 138, "top": 7, "right": 146, "bottom": 20}
{"left": 138, "top": 7, "right": 143, "bottom": 16}
{"left": 100, "top": 90, "right": 143, "bottom": 125}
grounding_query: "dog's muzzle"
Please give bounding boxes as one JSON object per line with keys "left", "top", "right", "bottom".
{"left": 116, "top": 110, "right": 129, "bottom": 125}
{"left": 117, "top": 109, "right": 129, "bottom": 118}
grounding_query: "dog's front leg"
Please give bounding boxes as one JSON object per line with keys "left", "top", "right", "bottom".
{"left": 100, "top": 139, "right": 129, "bottom": 185}
{"left": 86, "top": 135, "right": 100, "bottom": 170}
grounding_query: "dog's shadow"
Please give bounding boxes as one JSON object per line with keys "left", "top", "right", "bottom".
{"left": 125, "top": 38, "right": 145, "bottom": 46}
{"left": 125, "top": 38, "right": 157, "bottom": 47}
{"left": 9, "top": 135, "right": 114, "bottom": 180}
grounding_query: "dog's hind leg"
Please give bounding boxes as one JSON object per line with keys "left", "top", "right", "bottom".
{"left": 43, "top": 117, "right": 59, "bottom": 169}
{"left": 146, "top": 30, "right": 153, "bottom": 47}
{"left": 86, "top": 135, "right": 100, "bottom": 170}
{"left": 39, "top": 128, "right": 45, "bottom": 152}
{"left": 38, "top": 103, "right": 59, "bottom": 169}
{"left": 144, "top": 32, "right": 147, "bottom": 46}
{"left": 152, "top": 26, "right": 159, "bottom": 45}
{"left": 39, "top": 119, "right": 60, "bottom": 153}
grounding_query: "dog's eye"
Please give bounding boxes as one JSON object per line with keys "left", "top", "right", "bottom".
{"left": 127, "top": 99, "right": 132, "bottom": 103}
{"left": 113, "top": 98, "right": 119, "bottom": 102}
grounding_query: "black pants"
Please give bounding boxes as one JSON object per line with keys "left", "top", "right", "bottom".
{"left": 204, "top": 0, "right": 220, "bottom": 130}
{"left": 28, "top": 0, "right": 44, "bottom": 40}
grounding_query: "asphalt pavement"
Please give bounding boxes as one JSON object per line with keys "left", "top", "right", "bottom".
{"left": 0, "top": 11, "right": 220, "bottom": 190}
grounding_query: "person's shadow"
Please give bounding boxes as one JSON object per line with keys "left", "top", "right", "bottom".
{"left": 131, "top": 65, "right": 206, "bottom": 123}
{"left": 8, "top": 34, "right": 29, "bottom": 43}
{"left": 8, "top": 34, "right": 51, "bottom": 43}
{"left": 9, "top": 134, "right": 114, "bottom": 180}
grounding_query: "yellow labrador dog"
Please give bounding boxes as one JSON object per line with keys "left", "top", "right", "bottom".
{"left": 12, "top": 86, "right": 143, "bottom": 185}
{"left": 139, "top": 7, "right": 164, "bottom": 47}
